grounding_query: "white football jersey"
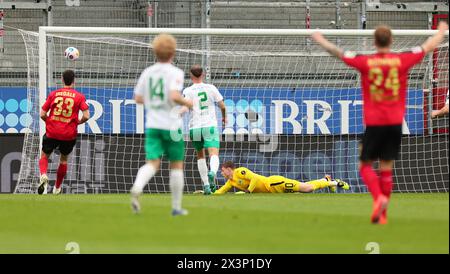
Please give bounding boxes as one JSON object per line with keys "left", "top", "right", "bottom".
{"left": 134, "top": 63, "right": 184, "bottom": 130}
{"left": 183, "top": 83, "right": 224, "bottom": 129}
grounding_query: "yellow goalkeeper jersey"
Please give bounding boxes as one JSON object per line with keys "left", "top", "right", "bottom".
{"left": 215, "top": 167, "right": 269, "bottom": 194}
{"left": 214, "top": 167, "right": 340, "bottom": 194}
{"left": 215, "top": 167, "right": 305, "bottom": 194}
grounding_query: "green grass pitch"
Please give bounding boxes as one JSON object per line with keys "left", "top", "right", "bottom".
{"left": 0, "top": 193, "right": 448, "bottom": 254}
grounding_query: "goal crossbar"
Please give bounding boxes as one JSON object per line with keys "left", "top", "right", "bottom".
{"left": 39, "top": 26, "right": 449, "bottom": 36}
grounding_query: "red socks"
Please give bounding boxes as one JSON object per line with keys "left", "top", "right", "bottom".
{"left": 55, "top": 163, "right": 68, "bottom": 189}
{"left": 40, "top": 155, "right": 68, "bottom": 189}
{"left": 379, "top": 170, "right": 393, "bottom": 219}
{"left": 361, "top": 164, "right": 394, "bottom": 222}
{"left": 360, "top": 164, "right": 381, "bottom": 200}
{"left": 39, "top": 155, "right": 48, "bottom": 175}
{"left": 380, "top": 170, "right": 393, "bottom": 198}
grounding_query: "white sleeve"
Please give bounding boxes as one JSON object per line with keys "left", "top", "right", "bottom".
{"left": 446, "top": 90, "right": 449, "bottom": 105}
{"left": 183, "top": 88, "right": 191, "bottom": 99}
{"left": 134, "top": 71, "right": 147, "bottom": 96}
{"left": 170, "top": 69, "right": 184, "bottom": 92}
{"left": 212, "top": 85, "right": 224, "bottom": 102}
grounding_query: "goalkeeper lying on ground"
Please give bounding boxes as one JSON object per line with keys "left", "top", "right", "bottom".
{"left": 215, "top": 161, "right": 350, "bottom": 194}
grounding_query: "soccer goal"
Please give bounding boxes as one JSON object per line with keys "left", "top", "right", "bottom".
{"left": 14, "top": 27, "right": 449, "bottom": 194}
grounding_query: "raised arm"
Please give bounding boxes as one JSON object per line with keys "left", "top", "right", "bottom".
{"left": 421, "top": 21, "right": 449, "bottom": 55}
{"left": 311, "top": 32, "right": 344, "bottom": 59}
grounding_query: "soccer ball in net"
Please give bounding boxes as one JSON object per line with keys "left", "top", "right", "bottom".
{"left": 64, "top": 47, "right": 80, "bottom": 60}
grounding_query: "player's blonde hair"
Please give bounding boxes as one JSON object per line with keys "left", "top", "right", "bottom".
{"left": 152, "top": 33, "right": 177, "bottom": 62}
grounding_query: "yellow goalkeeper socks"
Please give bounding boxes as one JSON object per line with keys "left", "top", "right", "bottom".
{"left": 307, "top": 179, "right": 334, "bottom": 190}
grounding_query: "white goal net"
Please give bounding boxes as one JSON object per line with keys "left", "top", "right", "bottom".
{"left": 15, "top": 27, "right": 449, "bottom": 194}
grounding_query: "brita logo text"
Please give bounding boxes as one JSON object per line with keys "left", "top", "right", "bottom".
{"left": 1, "top": 87, "right": 424, "bottom": 135}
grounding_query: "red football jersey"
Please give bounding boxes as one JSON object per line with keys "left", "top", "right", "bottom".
{"left": 341, "top": 47, "right": 425, "bottom": 126}
{"left": 42, "top": 88, "right": 89, "bottom": 141}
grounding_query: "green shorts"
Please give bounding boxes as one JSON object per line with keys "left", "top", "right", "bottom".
{"left": 189, "top": 127, "right": 220, "bottom": 152}
{"left": 145, "top": 128, "right": 185, "bottom": 161}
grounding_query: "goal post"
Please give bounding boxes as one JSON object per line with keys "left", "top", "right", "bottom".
{"left": 15, "top": 26, "right": 449, "bottom": 194}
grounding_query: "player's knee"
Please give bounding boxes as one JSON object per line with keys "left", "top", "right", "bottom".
{"left": 379, "top": 160, "right": 394, "bottom": 171}
{"left": 169, "top": 161, "right": 183, "bottom": 170}
{"left": 208, "top": 148, "right": 219, "bottom": 156}
{"left": 197, "top": 149, "right": 205, "bottom": 159}
{"left": 60, "top": 155, "right": 69, "bottom": 164}
{"left": 148, "top": 160, "right": 161, "bottom": 172}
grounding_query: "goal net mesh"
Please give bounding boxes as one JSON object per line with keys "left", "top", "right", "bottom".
{"left": 15, "top": 29, "right": 449, "bottom": 194}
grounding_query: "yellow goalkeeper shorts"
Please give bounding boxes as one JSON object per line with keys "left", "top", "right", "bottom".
{"left": 265, "top": 176, "right": 301, "bottom": 193}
